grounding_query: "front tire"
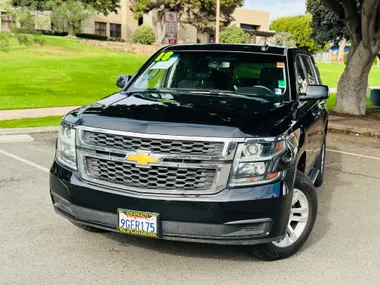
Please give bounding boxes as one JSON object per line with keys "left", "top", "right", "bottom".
{"left": 247, "top": 171, "right": 318, "bottom": 261}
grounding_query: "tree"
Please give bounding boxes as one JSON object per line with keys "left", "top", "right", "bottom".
{"left": 11, "top": 0, "right": 120, "bottom": 15}
{"left": 219, "top": 25, "right": 248, "bottom": 43}
{"left": 51, "top": 1, "right": 94, "bottom": 37}
{"left": 0, "top": 0, "right": 44, "bottom": 50}
{"left": 308, "top": 0, "right": 380, "bottom": 115}
{"left": 267, "top": 32, "right": 297, "bottom": 47}
{"left": 129, "top": 0, "right": 243, "bottom": 44}
{"left": 270, "top": 14, "right": 323, "bottom": 53}
{"left": 307, "top": 0, "right": 348, "bottom": 61}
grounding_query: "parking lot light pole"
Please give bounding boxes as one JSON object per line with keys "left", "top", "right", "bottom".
{"left": 215, "top": 0, "right": 220, "bottom": 43}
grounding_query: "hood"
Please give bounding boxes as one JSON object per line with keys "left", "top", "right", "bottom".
{"left": 67, "top": 92, "right": 299, "bottom": 138}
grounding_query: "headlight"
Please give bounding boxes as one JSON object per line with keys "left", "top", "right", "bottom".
{"left": 56, "top": 125, "right": 77, "bottom": 170}
{"left": 229, "top": 138, "right": 292, "bottom": 187}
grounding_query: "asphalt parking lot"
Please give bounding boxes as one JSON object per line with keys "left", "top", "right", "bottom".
{"left": 1, "top": 132, "right": 380, "bottom": 285}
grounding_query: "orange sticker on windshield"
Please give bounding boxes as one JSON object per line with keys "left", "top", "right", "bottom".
{"left": 277, "top": 62, "right": 285, "bottom": 68}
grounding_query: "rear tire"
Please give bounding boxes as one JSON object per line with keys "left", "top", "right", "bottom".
{"left": 246, "top": 171, "right": 318, "bottom": 261}
{"left": 314, "top": 136, "right": 326, "bottom": 187}
{"left": 70, "top": 221, "right": 108, "bottom": 233}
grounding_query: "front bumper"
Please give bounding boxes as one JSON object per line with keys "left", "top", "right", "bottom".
{"left": 50, "top": 161, "right": 294, "bottom": 245}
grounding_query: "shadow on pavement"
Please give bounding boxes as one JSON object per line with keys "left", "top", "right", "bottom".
{"left": 105, "top": 232, "right": 256, "bottom": 262}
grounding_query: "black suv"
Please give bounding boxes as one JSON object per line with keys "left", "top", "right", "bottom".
{"left": 50, "top": 44, "right": 329, "bottom": 261}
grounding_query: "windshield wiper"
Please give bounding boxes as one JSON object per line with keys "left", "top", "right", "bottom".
{"left": 207, "top": 91, "right": 270, "bottom": 103}
{"left": 126, "top": 89, "right": 270, "bottom": 103}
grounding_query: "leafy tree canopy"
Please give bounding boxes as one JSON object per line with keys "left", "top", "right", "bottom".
{"left": 11, "top": 0, "right": 120, "bottom": 15}
{"left": 306, "top": 0, "right": 349, "bottom": 45}
{"left": 270, "top": 14, "right": 323, "bottom": 53}
{"left": 51, "top": 0, "right": 94, "bottom": 36}
{"left": 130, "top": 0, "right": 243, "bottom": 31}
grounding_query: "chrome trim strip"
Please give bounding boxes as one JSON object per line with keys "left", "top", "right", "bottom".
{"left": 224, "top": 218, "right": 272, "bottom": 225}
{"left": 77, "top": 126, "right": 242, "bottom": 161}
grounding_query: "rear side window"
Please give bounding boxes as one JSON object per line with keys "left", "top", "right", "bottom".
{"left": 301, "top": 56, "right": 316, "bottom": 85}
{"left": 296, "top": 57, "right": 307, "bottom": 94}
{"left": 295, "top": 55, "right": 318, "bottom": 95}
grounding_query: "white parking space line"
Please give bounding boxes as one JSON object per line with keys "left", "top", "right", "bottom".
{"left": 0, "top": 148, "right": 49, "bottom": 173}
{"left": 327, "top": 149, "right": 380, "bottom": 161}
{"left": 0, "top": 134, "right": 34, "bottom": 144}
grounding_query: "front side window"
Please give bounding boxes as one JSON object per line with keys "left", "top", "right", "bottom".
{"left": 129, "top": 51, "right": 289, "bottom": 100}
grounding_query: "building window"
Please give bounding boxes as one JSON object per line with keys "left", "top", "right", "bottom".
{"left": 138, "top": 17, "right": 143, "bottom": 26}
{"left": 240, "top": 23, "right": 259, "bottom": 31}
{"left": 95, "top": 22, "right": 107, "bottom": 36}
{"left": 110, "top": 23, "right": 121, "bottom": 38}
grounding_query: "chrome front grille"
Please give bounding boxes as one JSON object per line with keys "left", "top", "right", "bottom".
{"left": 77, "top": 127, "right": 243, "bottom": 195}
{"left": 85, "top": 157, "right": 216, "bottom": 191}
{"left": 82, "top": 131, "right": 224, "bottom": 156}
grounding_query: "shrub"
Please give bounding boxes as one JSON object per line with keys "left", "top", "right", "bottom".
{"left": 267, "top": 32, "right": 296, "bottom": 47}
{"left": 219, "top": 25, "right": 249, "bottom": 44}
{"left": 131, "top": 25, "right": 156, "bottom": 45}
{"left": 38, "top": 30, "right": 68, "bottom": 37}
{"left": 343, "top": 52, "right": 349, "bottom": 64}
{"left": 76, "top": 33, "right": 108, "bottom": 41}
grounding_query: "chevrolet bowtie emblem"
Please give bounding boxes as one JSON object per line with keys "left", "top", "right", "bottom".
{"left": 126, "top": 152, "right": 161, "bottom": 167}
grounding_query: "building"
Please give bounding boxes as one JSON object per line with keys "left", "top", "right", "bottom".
{"left": 0, "top": 9, "right": 51, "bottom": 31}
{"left": 82, "top": 1, "right": 274, "bottom": 44}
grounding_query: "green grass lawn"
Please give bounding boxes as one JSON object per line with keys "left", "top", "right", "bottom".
{"left": 0, "top": 36, "right": 148, "bottom": 110}
{"left": 316, "top": 62, "right": 380, "bottom": 87}
{"left": 0, "top": 116, "right": 63, "bottom": 128}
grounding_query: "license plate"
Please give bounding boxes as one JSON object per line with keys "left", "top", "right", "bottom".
{"left": 118, "top": 209, "right": 159, "bottom": 238}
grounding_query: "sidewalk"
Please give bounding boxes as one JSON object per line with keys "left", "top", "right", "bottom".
{"left": 329, "top": 115, "right": 380, "bottom": 137}
{"left": 0, "top": 106, "right": 80, "bottom": 121}
{"left": 0, "top": 106, "right": 379, "bottom": 138}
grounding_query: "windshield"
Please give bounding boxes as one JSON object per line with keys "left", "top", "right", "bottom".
{"left": 129, "top": 51, "right": 289, "bottom": 99}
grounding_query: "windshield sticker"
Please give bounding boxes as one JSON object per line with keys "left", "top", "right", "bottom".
{"left": 277, "top": 62, "right": 285, "bottom": 68}
{"left": 155, "top": 51, "right": 174, "bottom": 61}
{"left": 275, "top": 88, "right": 282, "bottom": 95}
{"left": 278, "top": 80, "right": 286, "bottom": 88}
{"left": 151, "top": 54, "right": 179, "bottom": 70}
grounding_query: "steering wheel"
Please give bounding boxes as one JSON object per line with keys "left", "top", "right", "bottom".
{"left": 252, "top": 85, "right": 274, "bottom": 93}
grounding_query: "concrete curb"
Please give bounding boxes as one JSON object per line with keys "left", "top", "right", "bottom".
{"left": 328, "top": 123, "right": 380, "bottom": 138}
{"left": 0, "top": 126, "right": 60, "bottom": 135}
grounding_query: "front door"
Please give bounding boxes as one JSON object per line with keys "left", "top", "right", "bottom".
{"left": 295, "top": 54, "right": 325, "bottom": 174}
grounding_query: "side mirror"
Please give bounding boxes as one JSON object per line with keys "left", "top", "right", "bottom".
{"left": 116, "top": 74, "right": 132, "bottom": 89}
{"left": 299, "top": 85, "right": 330, "bottom": 101}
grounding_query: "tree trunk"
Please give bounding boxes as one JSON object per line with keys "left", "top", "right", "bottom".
{"left": 156, "top": 11, "right": 166, "bottom": 44}
{"left": 334, "top": 42, "right": 377, "bottom": 115}
{"left": 337, "top": 38, "right": 347, "bottom": 62}
{"left": 67, "top": 23, "right": 76, "bottom": 37}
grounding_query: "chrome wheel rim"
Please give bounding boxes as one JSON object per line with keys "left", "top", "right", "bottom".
{"left": 272, "top": 189, "right": 309, "bottom": 248}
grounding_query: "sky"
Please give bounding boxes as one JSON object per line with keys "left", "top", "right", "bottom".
{"left": 244, "top": 0, "right": 306, "bottom": 20}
